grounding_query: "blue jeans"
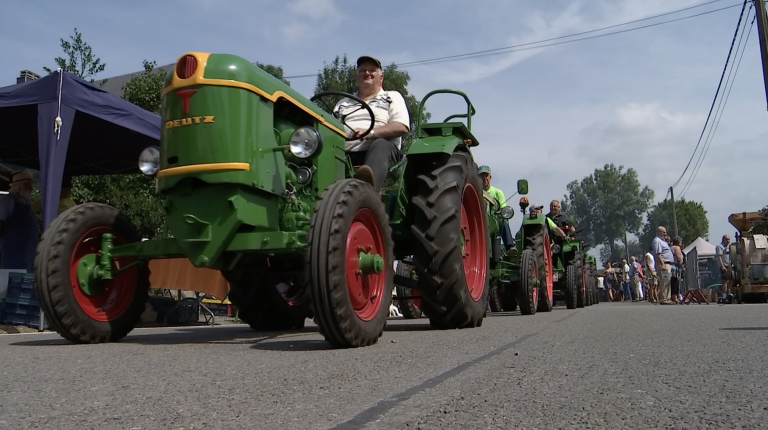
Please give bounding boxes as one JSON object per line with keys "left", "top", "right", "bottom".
{"left": 622, "top": 282, "right": 632, "bottom": 300}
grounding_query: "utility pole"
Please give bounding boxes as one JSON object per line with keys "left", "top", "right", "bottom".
{"left": 670, "top": 186, "right": 679, "bottom": 239}
{"left": 753, "top": 0, "right": 768, "bottom": 112}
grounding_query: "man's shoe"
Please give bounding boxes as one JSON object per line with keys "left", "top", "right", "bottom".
{"left": 354, "top": 165, "right": 375, "bottom": 187}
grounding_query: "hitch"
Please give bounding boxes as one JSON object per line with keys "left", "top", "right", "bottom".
{"left": 76, "top": 233, "right": 116, "bottom": 296}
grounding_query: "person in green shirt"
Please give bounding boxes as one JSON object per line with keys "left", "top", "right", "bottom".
{"left": 478, "top": 165, "right": 514, "bottom": 249}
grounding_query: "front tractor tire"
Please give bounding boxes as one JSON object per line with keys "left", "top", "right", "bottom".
{"left": 518, "top": 249, "right": 539, "bottom": 315}
{"left": 565, "top": 265, "right": 578, "bottom": 309}
{"left": 410, "top": 151, "right": 490, "bottom": 329}
{"left": 34, "top": 203, "right": 149, "bottom": 344}
{"left": 575, "top": 252, "right": 587, "bottom": 308}
{"left": 526, "top": 228, "right": 553, "bottom": 313}
{"left": 307, "top": 179, "right": 394, "bottom": 348}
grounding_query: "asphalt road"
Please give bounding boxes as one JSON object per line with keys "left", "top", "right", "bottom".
{"left": 2, "top": 301, "right": 767, "bottom": 430}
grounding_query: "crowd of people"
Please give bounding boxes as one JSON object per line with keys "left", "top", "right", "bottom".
{"left": 599, "top": 225, "right": 689, "bottom": 305}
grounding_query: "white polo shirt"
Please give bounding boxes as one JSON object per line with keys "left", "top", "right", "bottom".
{"left": 333, "top": 87, "right": 410, "bottom": 152}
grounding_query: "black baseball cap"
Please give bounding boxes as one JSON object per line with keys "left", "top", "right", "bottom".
{"left": 357, "top": 56, "right": 382, "bottom": 69}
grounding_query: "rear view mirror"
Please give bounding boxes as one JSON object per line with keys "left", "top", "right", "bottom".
{"left": 517, "top": 179, "right": 529, "bottom": 195}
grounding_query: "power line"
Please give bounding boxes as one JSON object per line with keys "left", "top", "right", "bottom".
{"left": 680, "top": 6, "right": 753, "bottom": 197}
{"left": 397, "top": 0, "right": 732, "bottom": 67}
{"left": 680, "top": 7, "right": 756, "bottom": 199}
{"left": 284, "top": 0, "right": 740, "bottom": 79}
{"left": 670, "top": 0, "right": 749, "bottom": 190}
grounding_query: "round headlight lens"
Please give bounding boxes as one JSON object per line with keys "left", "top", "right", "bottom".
{"left": 500, "top": 206, "right": 514, "bottom": 219}
{"left": 551, "top": 244, "right": 561, "bottom": 254}
{"left": 139, "top": 146, "right": 161, "bottom": 176}
{"left": 289, "top": 126, "right": 321, "bottom": 158}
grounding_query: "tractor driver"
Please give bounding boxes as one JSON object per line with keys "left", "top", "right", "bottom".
{"left": 478, "top": 165, "right": 514, "bottom": 249}
{"left": 333, "top": 56, "right": 410, "bottom": 193}
{"left": 546, "top": 200, "right": 575, "bottom": 238}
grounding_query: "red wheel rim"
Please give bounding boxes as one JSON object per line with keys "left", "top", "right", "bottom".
{"left": 410, "top": 288, "right": 421, "bottom": 309}
{"left": 345, "top": 208, "right": 386, "bottom": 322}
{"left": 69, "top": 227, "right": 137, "bottom": 322}
{"left": 460, "top": 183, "right": 486, "bottom": 302}
{"left": 543, "top": 235, "right": 553, "bottom": 301}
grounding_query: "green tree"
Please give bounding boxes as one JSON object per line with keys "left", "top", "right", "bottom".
{"left": 43, "top": 28, "right": 106, "bottom": 84}
{"left": 599, "top": 239, "right": 644, "bottom": 265}
{"left": 563, "top": 164, "right": 654, "bottom": 258}
{"left": 255, "top": 62, "right": 290, "bottom": 86}
{"left": 71, "top": 175, "right": 164, "bottom": 239}
{"left": 72, "top": 59, "right": 169, "bottom": 239}
{"left": 639, "top": 198, "right": 709, "bottom": 248}
{"left": 753, "top": 207, "right": 768, "bottom": 234}
{"left": 313, "top": 54, "right": 430, "bottom": 152}
{"left": 122, "top": 60, "right": 168, "bottom": 114}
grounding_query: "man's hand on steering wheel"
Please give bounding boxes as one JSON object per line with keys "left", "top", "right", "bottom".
{"left": 310, "top": 90, "right": 375, "bottom": 142}
{"left": 350, "top": 127, "right": 376, "bottom": 140}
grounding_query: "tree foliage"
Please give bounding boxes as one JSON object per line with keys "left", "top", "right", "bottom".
{"left": 563, "top": 164, "right": 654, "bottom": 257}
{"left": 122, "top": 60, "right": 168, "bottom": 114}
{"left": 313, "top": 54, "right": 430, "bottom": 152}
{"left": 639, "top": 198, "right": 709, "bottom": 248}
{"left": 70, "top": 59, "right": 170, "bottom": 239}
{"left": 599, "top": 239, "right": 645, "bottom": 265}
{"left": 255, "top": 62, "right": 290, "bottom": 86}
{"left": 71, "top": 175, "right": 165, "bottom": 239}
{"left": 749, "top": 206, "right": 768, "bottom": 235}
{"left": 43, "top": 28, "right": 106, "bottom": 83}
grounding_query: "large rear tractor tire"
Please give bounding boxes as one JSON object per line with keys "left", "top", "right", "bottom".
{"left": 575, "top": 252, "right": 586, "bottom": 308}
{"left": 565, "top": 265, "right": 578, "bottom": 309}
{"left": 410, "top": 151, "right": 490, "bottom": 329}
{"left": 307, "top": 179, "right": 394, "bottom": 348}
{"left": 518, "top": 249, "right": 539, "bottom": 315}
{"left": 395, "top": 260, "right": 422, "bottom": 319}
{"left": 530, "top": 231, "right": 553, "bottom": 313}
{"left": 34, "top": 203, "right": 149, "bottom": 344}
{"left": 225, "top": 273, "right": 308, "bottom": 330}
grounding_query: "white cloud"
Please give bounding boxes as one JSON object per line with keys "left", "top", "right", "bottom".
{"left": 277, "top": 0, "right": 345, "bottom": 45}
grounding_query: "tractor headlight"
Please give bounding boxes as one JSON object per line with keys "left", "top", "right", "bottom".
{"left": 138, "top": 146, "right": 161, "bottom": 176}
{"left": 500, "top": 206, "right": 514, "bottom": 219}
{"left": 289, "top": 126, "right": 322, "bottom": 159}
{"left": 551, "top": 244, "right": 561, "bottom": 254}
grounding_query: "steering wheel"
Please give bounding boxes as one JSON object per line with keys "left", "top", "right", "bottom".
{"left": 311, "top": 90, "right": 375, "bottom": 142}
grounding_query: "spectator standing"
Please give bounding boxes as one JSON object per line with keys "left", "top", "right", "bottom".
{"left": 671, "top": 237, "right": 685, "bottom": 303}
{"left": 603, "top": 261, "right": 616, "bottom": 301}
{"left": 0, "top": 171, "right": 39, "bottom": 272}
{"left": 629, "top": 256, "right": 642, "bottom": 302}
{"left": 644, "top": 248, "right": 658, "bottom": 303}
{"left": 715, "top": 235, "right": 732, "bottom": 303}
{"left": 621, "top": 258, "right": 631, "bottom": 301}
{"left": 652, "top": 226, "right": 676, "bottom": 305}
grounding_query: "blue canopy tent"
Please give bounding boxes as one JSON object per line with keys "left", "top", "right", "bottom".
{"left": 0, "top": 69, "right": 160, "bottom": 228}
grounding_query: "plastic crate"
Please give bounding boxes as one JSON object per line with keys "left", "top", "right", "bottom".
{"left": 2, "top": 297, "right": 41, "bottom": 316}
{"left": 6, "top": 273, "right": 36, "bottom": 300}
{"left": 1, "top": 296, "right": 48, "bottom": 329}
{"left": 1, "top": 312, "right": 49, "bottom": 329}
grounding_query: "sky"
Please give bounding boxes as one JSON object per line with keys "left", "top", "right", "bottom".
{"left": 1, "top": 0, "right": 766, "bottom": 258}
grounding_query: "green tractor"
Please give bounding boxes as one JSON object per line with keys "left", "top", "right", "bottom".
{"left": 485, "top": 198, "right": 555, "bottom": 315}
{"left": 549, "top": 218, "right": 600, "bottom": 309}
{"left": 484, "top": 181, "right": 524, "bottom": 313}
{"left": 34, "top": 52, "right": 492, "bottom": 348}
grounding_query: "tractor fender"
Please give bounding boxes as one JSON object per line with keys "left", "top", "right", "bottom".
{"left": 406, "top": 136, "right": 466, "bottom": 156}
